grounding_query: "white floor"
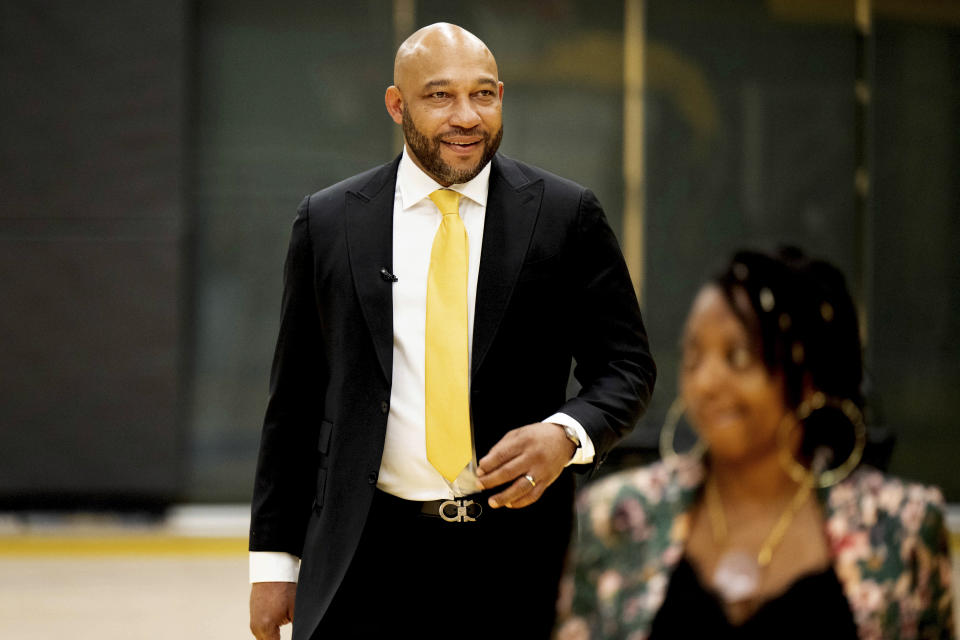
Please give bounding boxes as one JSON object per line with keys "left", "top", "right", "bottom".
{"left": 0, "top": 505, "right": 285, "bottom": 640}
{"left": 0, "top": 556, "right": 287, "bottom": 640}
{"left": 0, "top": 505, "right": 957, "bottom": 640}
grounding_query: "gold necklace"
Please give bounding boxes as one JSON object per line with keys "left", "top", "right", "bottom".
{"left": 704, "top": 471, "right": 814, "bottom": 603}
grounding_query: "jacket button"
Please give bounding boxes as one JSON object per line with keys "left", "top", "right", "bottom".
{"left": 380, "top": 401, "right": 389, "bottom": 414}
{"left": 367, "top": 471, "right": 378, "bottom": 485}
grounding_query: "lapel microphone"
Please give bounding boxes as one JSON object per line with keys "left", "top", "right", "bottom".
{"left": 380, "top": 267, "right": 399, "bottom": 283}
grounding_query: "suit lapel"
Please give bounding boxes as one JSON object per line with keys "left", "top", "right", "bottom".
{"left": 344, "top": 157, "right": 401, "bottom": 384}
{"left": 472, "top": 154, "right": 544, "bottom": 376}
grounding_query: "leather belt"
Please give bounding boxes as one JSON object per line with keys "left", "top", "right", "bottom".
{"left": 420, "top": 497, "right": 483, "bottom": 522}
{"left": 373, "top": 489, "right": 490, "bottom": 523}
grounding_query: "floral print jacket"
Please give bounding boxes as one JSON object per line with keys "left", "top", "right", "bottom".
{"left": 559, "top": 457, "right": 954, "bottom": 640}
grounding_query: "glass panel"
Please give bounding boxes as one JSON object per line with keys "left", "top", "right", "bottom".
{"left": 871, "top": 17, "right": 960, "bottom": 499}
{"left": 640, "top": 0, "right": 857, "bottom": 452}
{"left": 189, "top": 0, "right": 395, "bottom": 500}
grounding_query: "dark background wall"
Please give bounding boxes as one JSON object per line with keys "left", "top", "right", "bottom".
{"left": 0, "top": 1, "right": 187, "bottom": 506}
{"left": 870, "top": 17, "right": 960, "bottom": 497}
{"left": 1, "top": 1, "right": 957, "bottom": 505}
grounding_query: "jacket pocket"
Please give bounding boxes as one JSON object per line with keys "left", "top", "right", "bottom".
{"left": 314, "top": 468, "right": 327, "bottom": 512}
{"left": 317, "top": 420, "right": 334, "bottom": 455}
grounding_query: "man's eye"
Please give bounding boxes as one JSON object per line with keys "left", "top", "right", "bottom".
{"left": 432, "top": 91, "right": 449, "bottom": 99}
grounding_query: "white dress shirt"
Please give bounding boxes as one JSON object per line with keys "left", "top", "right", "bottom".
{"left": 250, "top": 147, "right": 594, "bottom": 583}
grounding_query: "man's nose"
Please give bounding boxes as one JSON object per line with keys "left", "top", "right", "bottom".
{"left": 449, "top": 97, "right": 481, "bottom": 129}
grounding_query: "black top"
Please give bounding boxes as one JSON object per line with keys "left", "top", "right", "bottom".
{"left": 650, "top": 556, "right": 858, "bottom": 640}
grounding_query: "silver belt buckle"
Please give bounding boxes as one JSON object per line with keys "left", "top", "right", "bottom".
{"left": 438, "top": 498, "right": 480, "bottom": 522}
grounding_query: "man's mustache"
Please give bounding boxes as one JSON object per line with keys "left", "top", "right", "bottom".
{"left": 437, "top": 126, "right": 486, "bottom": 139}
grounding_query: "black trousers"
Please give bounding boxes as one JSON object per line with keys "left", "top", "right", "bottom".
{"left": 310, "top": 483, "right": 574, "bottom": 639}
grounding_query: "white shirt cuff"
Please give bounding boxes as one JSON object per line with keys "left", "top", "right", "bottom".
{"left": 250, "top": 551, "right": 300, "bottom": 583}
{"left": 543, "top": 412, "right": 595, "bottom": 466}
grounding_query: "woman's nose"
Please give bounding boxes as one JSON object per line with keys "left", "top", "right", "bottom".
{"left": 685, "top": 353, "right": 725, "bottom": 400}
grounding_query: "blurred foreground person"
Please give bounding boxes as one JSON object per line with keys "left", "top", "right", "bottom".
{"left": 248, "top": 22, "right": 654, "bottom": 640}
{"left": 559, "top": 248, "right": 953, "bottom": 639}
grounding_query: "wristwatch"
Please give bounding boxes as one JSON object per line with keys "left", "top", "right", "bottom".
{"left": 560, "top": 424, "right": 581, "bottom": 450}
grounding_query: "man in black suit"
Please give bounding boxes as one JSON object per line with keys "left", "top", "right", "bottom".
{"left": 249, "top": 23, "right": 655, "bottom": 640}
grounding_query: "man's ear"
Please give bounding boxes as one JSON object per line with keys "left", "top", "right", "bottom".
{"left": 385, "top": 86, "right": 404, "bottom": 125}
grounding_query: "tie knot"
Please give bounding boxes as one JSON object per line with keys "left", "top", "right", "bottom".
{"left": 429, "top": 189, "right": 462, "bottom": 216}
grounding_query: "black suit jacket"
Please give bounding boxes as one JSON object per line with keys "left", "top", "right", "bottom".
{"left": 249, "top": 153, "right": 655, "bottom": 638}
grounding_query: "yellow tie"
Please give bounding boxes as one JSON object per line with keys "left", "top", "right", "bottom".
{"left": 425, "top": 189, "right": 472, "bottom": 482}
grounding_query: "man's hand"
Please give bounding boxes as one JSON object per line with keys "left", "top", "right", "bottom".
{"left": 250, "top": 582, "right": 296, "bottom": 640}
{"left": 476, "top": 422, "right": 577, "bottom": 509}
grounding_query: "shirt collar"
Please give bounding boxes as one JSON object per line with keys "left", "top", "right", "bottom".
{"left": 397, "top": 145, "right": 491, "bottom": 211}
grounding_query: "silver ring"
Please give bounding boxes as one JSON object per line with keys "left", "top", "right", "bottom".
{"left": 523, "top": 474, "right": 537, "bottom": 488}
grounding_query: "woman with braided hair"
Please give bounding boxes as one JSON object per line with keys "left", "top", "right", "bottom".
{"left": 558, "top": 248, "right": 954, "bottom": 639}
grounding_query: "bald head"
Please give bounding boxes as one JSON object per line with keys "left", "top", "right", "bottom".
{"left": 393, "top": 23, "right": 498, "bottom": 92}
{"left": 384, "top": 23, "right": 503, "bottom": 186}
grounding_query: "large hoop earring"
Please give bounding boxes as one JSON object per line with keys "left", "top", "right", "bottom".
{"left": 659, "top": 397, "right": 707, "bottom": 463}
{"left": 777, "top": 392, "right": 866, "bottom": 488}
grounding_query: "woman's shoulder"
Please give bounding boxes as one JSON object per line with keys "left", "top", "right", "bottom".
{"left": 579, "top": 457, "right": 704, "bottom": 507}
{"left": 824, "top": 471, "right": 954, "bottom": 636}
{"left": 826, "top": 467, "right": 946, "bottom": 519}
{"left": 575, "top": 457, "right": 704, "bottom": 543}
{"left": 824, "top": 467, "right": 949, "bottom": 550}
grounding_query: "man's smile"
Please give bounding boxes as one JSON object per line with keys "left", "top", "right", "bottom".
{"left": 441, "top": 136, "right": 483, "bottom": 155}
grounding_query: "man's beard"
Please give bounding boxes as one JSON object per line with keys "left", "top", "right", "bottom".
{"left": 402, "top": 106, "right": 502, "bottom": 185}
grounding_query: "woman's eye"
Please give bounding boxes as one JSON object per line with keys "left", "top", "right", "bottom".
{"left": 728, "top": 346, "right": 752, "bottom": 369}
{"left": 681, "top": 347, "right": 700, "bottom": 371}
